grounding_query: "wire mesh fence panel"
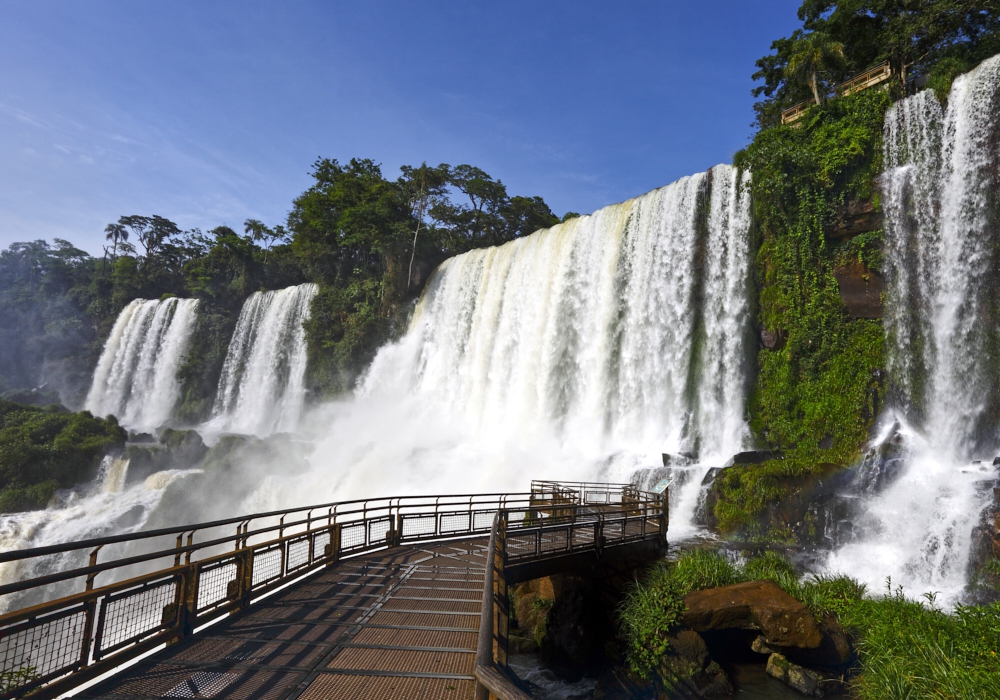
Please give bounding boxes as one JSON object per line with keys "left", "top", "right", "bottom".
{"left": 625, "top": 517, "right": 645, "bottom": 539}
{"left": 472, "top": 510, "right": 497, "bottom": 531}
{"left": 539, "top": 529, "right": 569, "bottom": 554}
{"left": 339, "top": 523, "right": 365, "bottom": 552}
{"left": 285, "top": 537, "right": 310, "bottom": 573}
{"left": 95, "top": 578, "right": 178, "bottom": 658}
{"left": 312, "top": 530, "right": 332, "bottom": 561}
{"left": 367, "top": 517, "right": 391, "bottom": 546}
{"left": 505, "top": 533, "right": 538, "bottom": 560}
{"left": 440, "top": 512, "right": 471, "bottom": 534}
{"left": 197, "top": 560, "right": 238, "bottom": 613}
{"left": 401, "top": 514, "right": 436, "bottom": 538}
{"left": 251, "top": 548, "right": 282, "bottom": 588}
{"left": 0, "top": 604, "right": 88, "bottom": 693}
{"left": 603, "top": 519, "right": 625, "bottom": 542}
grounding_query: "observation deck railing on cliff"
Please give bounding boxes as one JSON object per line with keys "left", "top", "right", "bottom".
{"left": 0, "top": 480, "right": 666, "bottom": 700}
{"left": 780, "top": 61, "right": 893, "bottom": 125}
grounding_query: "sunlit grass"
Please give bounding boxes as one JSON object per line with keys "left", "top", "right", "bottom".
{"left": 617, "top": 550, "right": 1000, "bottom": 698}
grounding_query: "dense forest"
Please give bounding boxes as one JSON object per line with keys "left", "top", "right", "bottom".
{"left": 0, "top": 160, "right": 567, "bottom": 412}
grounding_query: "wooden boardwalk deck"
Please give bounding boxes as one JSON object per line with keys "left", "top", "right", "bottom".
{"left": 79, "top": 540, "right": 490, "bottom": 700}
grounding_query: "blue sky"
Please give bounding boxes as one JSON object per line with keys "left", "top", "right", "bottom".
{"left": 0, "top": 1, "right": 801, "bottom": 255}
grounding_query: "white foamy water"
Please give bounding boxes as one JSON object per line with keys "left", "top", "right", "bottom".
{"left": 275, "top": 165, "right": 754, "bottom": 537}
{"left": 85, "top": 298, "right": 199, "bottom": 432}
{"left": 823, "top": 56, "right": 1000, "bottom": 604}
{"left": 0, "top": 469, "right": 198, "bottom": 613}
{"left": 206, "top": 283, "right": 317, "bottom": 438}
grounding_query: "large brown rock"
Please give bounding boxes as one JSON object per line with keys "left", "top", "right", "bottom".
{"left": 833, "top": 263, "right": 885, "bottom": 319}
{"left": 682, "top": 581, "right": 822, "bottom": 649}
{"left": 825, "top": 199, "right": 882, "bottom": 239}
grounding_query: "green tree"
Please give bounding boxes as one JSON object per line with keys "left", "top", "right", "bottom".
{"left": 787, "top": 31, "right": 847, "bottom": 104}
{"left": 398, "top": 163, "right": 449, "bottom": 292}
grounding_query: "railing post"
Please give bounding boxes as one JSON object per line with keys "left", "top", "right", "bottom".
{"left": 659, "top": 491, "right": 669, "bottom": 547}
{"left": 394, "top": 512, "right": 404, "bottom": 547}
{"left": 79, "top": 545, "right": 103, "bottom": 668}
{"left": 325, "top": 523, "right": 342, "bottom": 567}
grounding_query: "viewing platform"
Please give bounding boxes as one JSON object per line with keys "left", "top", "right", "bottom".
{"left": 781, "top": 61, "right": 893, "bottom": 125}
{"left": 0, "top": 481, "right": 667, "bottom": 699}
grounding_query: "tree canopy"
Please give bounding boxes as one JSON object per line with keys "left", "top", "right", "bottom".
{"left": 752, "top": 0, "right": 1000, "bottom": 126}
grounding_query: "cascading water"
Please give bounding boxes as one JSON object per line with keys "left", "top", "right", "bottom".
{"left": 353, "top": 165, "right": 753, "bottom": 537}
{"left": 85, "top": 298, "right": 199, "bottom": 433}
{"left": 206, "top": 283, "right": 318, "bottom": 437}
{"left": 824, "top": 56, "right": 1000, "bottom": 604}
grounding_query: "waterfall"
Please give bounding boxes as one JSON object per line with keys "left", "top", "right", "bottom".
{"left": 85, "top": 298, "right": 199, "bottom": 432}
{"left": 824, "top": 55, "right": 1000, "bottom": 604}
{"left": 98, "top": 455, "right": 131, "bottom": 493}
{"left": 207, "top": 283, "right": 318, "bottom": 437}
{"left": 359, "top": 165, "right": 753, "bottom": 535}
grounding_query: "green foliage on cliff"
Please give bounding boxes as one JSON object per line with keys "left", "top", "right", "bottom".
{"left": 738, "top": 89, "right": 890, "bottom": 460}
{"left": 0, "top": 399, "right": 127, "bottom": 512}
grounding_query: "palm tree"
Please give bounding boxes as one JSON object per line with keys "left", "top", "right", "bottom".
{"left": 786, "top": 31, "right": 846, "bottom": 105}
{"left": 104, "top": 223, "right": 128, "bottom": 262}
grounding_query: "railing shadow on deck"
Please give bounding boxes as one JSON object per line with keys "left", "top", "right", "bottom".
{"left": 0, "top": 480, "right": 666, "bottom": 699}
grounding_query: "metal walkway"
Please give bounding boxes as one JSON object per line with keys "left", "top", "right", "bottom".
{"left": 79, "top": 541, "right": 489, "bottom": 700}
{"left": 0, "top": 481, "right": 667, "bottom": 700}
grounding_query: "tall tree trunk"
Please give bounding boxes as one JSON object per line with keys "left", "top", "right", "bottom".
{"left": 809, "top": 71, "right": 821, "bottom": 104}
{"left": 407, "top": 183, "right": 427, "bottom": 292}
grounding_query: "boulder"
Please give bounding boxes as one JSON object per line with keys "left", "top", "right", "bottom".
{"left": 751, "top": 635, "right": 776, "bottom": 655}
{"left": 824, "top": 198, "right": 882, "bottom": 239}
{"left": 730, "top": 451, "right": 784, "bottom": 466}
{"left": 682, "top": 580, "right": 822, "bottom": 649}
{"left": 780, "top": 617, "right": 853, "bottom": 669}
{"left": 833, "top": 263, "right": 885, "bottom": 319}
{"left": 969, "top": 486, "right": 1000, "bottom": 599}
{"left": 659, "top": 630, "right": 733, "bottom": 697}
{"left": 766, "top": 653, "right": 824, "bottom": 697}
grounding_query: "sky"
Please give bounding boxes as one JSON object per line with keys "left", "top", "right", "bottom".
{"left": 0, "top": 1, "right": 802, "bottom": 255}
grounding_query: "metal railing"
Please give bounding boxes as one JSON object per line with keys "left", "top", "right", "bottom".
{"left": 0, "top": 481, "right": 666, "bottom": 699}
{"left": 780, "top": 61, "right": 893, "bottom": 125}
{"left": 474, "top": 483, "right": 667, "bottom": 699}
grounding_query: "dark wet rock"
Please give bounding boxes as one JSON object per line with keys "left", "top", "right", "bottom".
{"left": 969, "top": 486, "right": 1000, "bottom": 599}
{"left": 128, "top": 431, "right": 157, "bottom": 443}
{"left": 833, "top": 263, "right": 885, "bottom": 319}
{"left": 730, "top": 451, "right": 784, "bottom": 466}
{"left": 541, "top": 578, "right": 611, "bottom": 675}
{"left": 778, "top": 617, "right": 853, "bottom": 670}
{"left": 792, "top": 492, "right": 858, "bottom": 548}
{"left": 761, "top": 328, "right": 787, "bottom": 351}
{"left": 751, "top": 635, "right": 776, "bottom": 655}
{"left": 856, "top": 422, "right": 907, "bottom": 493}
{"left": 682, "top": 580, "right": 823, "bottom": 649}
{"left": 703, "top": 461, "right": 854, "bottom": 541}
{"left": 766, "top": 653, "right": 824, "bottom": 696}
{"left": 657, "top": 630, "right": 733, "bottom": 697}
{"left": 663, "top": 453, "right": 696, "bottom": 467}
{"left": 825, "top": 198, "right": 882, "bottom": 239}
{"left": 159, "top": 428, "right": 208, "bottom": 466}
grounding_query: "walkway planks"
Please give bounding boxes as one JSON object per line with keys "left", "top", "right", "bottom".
{"left": 78, "top": 540, "right": 490, "bottom": 700}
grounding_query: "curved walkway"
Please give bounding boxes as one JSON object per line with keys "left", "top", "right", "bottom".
{"left": 79, "top": 540, "right": 489, "bottom": 700}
